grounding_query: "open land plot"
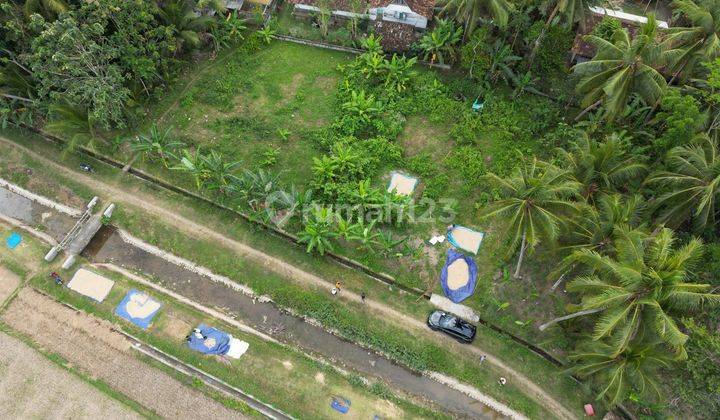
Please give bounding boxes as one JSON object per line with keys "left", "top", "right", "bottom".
{"left": 0, "top": 329, "right": 141, "bottom": 419}
{"left": 0, "top": 107, "right": 591, "bottom": 419}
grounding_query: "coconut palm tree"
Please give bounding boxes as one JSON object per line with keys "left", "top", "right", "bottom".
{"left": 480, "top": 158, "right": 579, "bottom": 278}
{"left": 556, "top": 131, "right": 647, "bottom": 201}
{"left": 44, "top": 103, "right": 99, "bottom": 150}
{"left": 647, "top": 134, "right": 720, "bottom": 231}
{"left": 568, "top": 338, "right": 678, "bottom": 407}
{"left": 129, "top": 124, "right": 185, "bottom": 168}
{"left": 155, "top": 0, "right": 214, "bottom": 53}
{"left": 562, "top": 194, "right": 646, "bottom": 254}
{"left": 662, "top": 0, "right": 720, "bottom": 80}
{"left": 550, "top": 227, "right": 719, "bottom": 357}
{"left": 573, "top": 16, "right": 667, "bottom": 121}
{"left": 441, "top": 0, "right": 512, "bottom": 35}
{"left": 0, "top": 61, "right": 35, "bottom": 104}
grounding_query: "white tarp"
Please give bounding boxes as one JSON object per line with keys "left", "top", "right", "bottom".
{"left": 226, "top": 337, "right": 249, "bottom": 359}
{"left": 67, "top": 268, "right": 115, "bottom": 302}
{"left": 589, "top": 6, "right": 669, "bottom": 28}
{"left": 387, "top": 172, "right": 419, "bottom": 196}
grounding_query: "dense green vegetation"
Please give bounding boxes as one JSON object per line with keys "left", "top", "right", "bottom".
{"left": 3, "top": 0, "right": 720, "bottom": 417}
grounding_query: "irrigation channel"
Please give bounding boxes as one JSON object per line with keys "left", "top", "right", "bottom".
{"left": 0, "top": 184, "right": 506, "bottom": 419}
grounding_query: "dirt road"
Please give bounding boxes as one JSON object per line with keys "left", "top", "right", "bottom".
{"left": 2, "top": 287, "right": 248, "bottom": 420}
{"left": 0, "top": 135, "right": 577, "bottom": 420}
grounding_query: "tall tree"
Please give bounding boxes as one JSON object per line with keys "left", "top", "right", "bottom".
{"left": 662, "top": 0, "right": 720, "bottom": 80}
{"left": 155, "top": 0, "right": 213, "bottom": 53}
{"left": 573, "top": 16, "right": 667, "bottom": 121}
{"left": 441, "top": 0, "right": 512, "bottom": 36}
{"left": 647, "top": 134, "right": 720, "bottom": 231}
{"left": 569, "top": 338, "right": 678, "bottom": 407}
{"left": 556, "top": 131, "right": 647, "bottom": 201}
{"left": 553, "top": 227, "right": 719, "bottom": 356}
{"left": 480, "top": 158, "right": 579, "bottom": 278}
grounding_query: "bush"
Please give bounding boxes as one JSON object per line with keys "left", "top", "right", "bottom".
{"left": 528, "top": 21, "right": 574, "bottom": 76}
{"left": 592, "top": 16, "right": 621, "bottom": 41}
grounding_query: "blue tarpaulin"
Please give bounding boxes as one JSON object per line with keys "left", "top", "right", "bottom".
{"left": 331, "top": 397, "right": 351, "bottom": 414}
{"left": 187, "top": 324, "right": 231, "bottom": 355}
{"left": 440, "top": 249, "right": 478, "bottom": 303}
{"left": 5, "top": 233, "right": 21, "bottom": 249}
{"left": 114, "top": 289, "right": 162, "bottom": 330}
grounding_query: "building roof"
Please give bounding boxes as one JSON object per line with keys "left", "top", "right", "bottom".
{"left": 288, "top": 0, "right": 435, "bottom": 19}
{"left": 369, "top": 0, "right": 434, "bottom": 19}
{"left": 374, "top": 20, "right": 418, "bottom": 51}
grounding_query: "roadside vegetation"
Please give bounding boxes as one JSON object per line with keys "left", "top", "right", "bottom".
{"left": 3, "top": 0, "right": 720, "bottom": 418}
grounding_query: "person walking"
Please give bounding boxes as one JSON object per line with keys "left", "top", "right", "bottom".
{"left": 360, "top": 292, "right": 366, "bottom": 302}
{"left": 335, "top": 281, "right": 342, "bottom": 291}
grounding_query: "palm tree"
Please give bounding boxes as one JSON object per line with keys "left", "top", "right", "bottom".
{"left": 527, "top": 0, "right": 600, "bottom": 68}
{"left": 418, "top": 18, "right": 463, "bottom": 65}
{"left": 573, "top": 16, "right": 667, "bottom": 121}
{"left": 129, "top": 124, "right": 185, "bottom": 168}
{"left": 568, "top": 338, "right": 678, "bottom": 407}
{"left": 44, "top": 103, "right": 99, "bottom": 150}
{"left": 480, "top": 158, "right": 579, "bottom": 278}
{"left": 647, "top": 134, "right": 720, "bottom": 231}
{"left": 172, "top": 148, "right": 209, "bottom": 190}
{"left": 562, "top": 194, "right": 646, "bottom": 254}
{"left": 556, "top": 131, "right": 647, "bottom": 201}
{"left": 0, "top": 61, "right": 35, "bottom": 104}
{"left": 662, "top": 0, "right": 720, "bottom": 81}
{"left": 441, "top": 0, "right": 512, "bottom": 35}
{"left": 550, "top": 227, "right": 719, "bottom": 356}
{"left": 551, "top": 194, "right": 646, "bottom": 291}
{"left": 23, "top": 0, "right": 68, "bottom": 20}
{"left": 155, "top": 0, "right": 214, "bottom": 53}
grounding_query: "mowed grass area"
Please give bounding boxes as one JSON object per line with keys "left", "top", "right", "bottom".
{"left": 125, "top": 41, "right": 353, "bottom": 186}
{"left": 0, "top": 225, "right": 440, "bottom": 419}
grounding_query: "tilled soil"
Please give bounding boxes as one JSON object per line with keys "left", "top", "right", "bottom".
{"left": 2, "top": 288, "right": 248, "bottom": 420}
{"left": 0, "top": 331, "right": 139, "bottom": 419}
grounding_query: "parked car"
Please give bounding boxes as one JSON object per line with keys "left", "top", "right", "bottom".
{"left": 427, "top": 310, "right": 476, "bottom": 343}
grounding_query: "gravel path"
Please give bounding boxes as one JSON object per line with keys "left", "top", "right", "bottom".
{"left": 0, "top": 331, "right": 139, "bottom": 419}
{"left": 2, "top": 288, "right": 248, "bottom": 420}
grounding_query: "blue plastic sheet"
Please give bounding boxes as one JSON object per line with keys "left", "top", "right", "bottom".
{"left": 114, "top": 289, "right": 161, "bottom": 330}
{"left": 331, "top": 397, "right": 351, "bottom": 414}
{"left": 5, "top": 233, "right": 21, "bottom": 249}
{"left": 187, "top": 324, "right": 231, "bottom": 355}
{"left": 440, "top": 249, "right": 478, "bottom": 303}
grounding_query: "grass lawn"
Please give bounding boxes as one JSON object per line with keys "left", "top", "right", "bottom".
{"left": 122, "top": 41, "right": 354, "bottom": 187}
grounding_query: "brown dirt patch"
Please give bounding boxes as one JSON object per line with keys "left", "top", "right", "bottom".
{"left": 314, "top": 372, "right": 325, "bottom": 384}
{"left": 161, "top": 313, "right": 192, "bottom": 340}
{"left": 282, "top": 360, "right": 293, "bottom": 370}
{"left": 2, "top": 288, "right": 247, "bottom": 419}
{"left": 0, "top": 266, "right": 20, "bottom": 303}
{"left": 0, "top": 331, "right": 139, "bottom": 419}
{"left": 281, "top": 74, "right": 305, "bottom": 100}
{"left": 314, "top": 76, "right": 337, "bottom": 91}
{"left": 398, "top": 117, "right": 449, "bottom": 157}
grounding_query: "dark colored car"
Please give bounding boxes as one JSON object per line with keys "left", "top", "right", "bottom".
{"left": 427, "top": 310, "right": 476, "bottom": 343}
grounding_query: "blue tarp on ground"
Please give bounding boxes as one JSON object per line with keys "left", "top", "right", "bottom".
{"left": 114, "top": 289, "right": 162, "bottom": 330}
{"left": 331, "top": 397, "right": 351, "bottom": 414}
{"left": 5, "top": 233, "right": 21, "bottom": 249}
{"left": 440, "top": 249, "right": 478, "bottom": 303}
{"left": 187, "top": 324, "right": 231, "bottom": 355}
